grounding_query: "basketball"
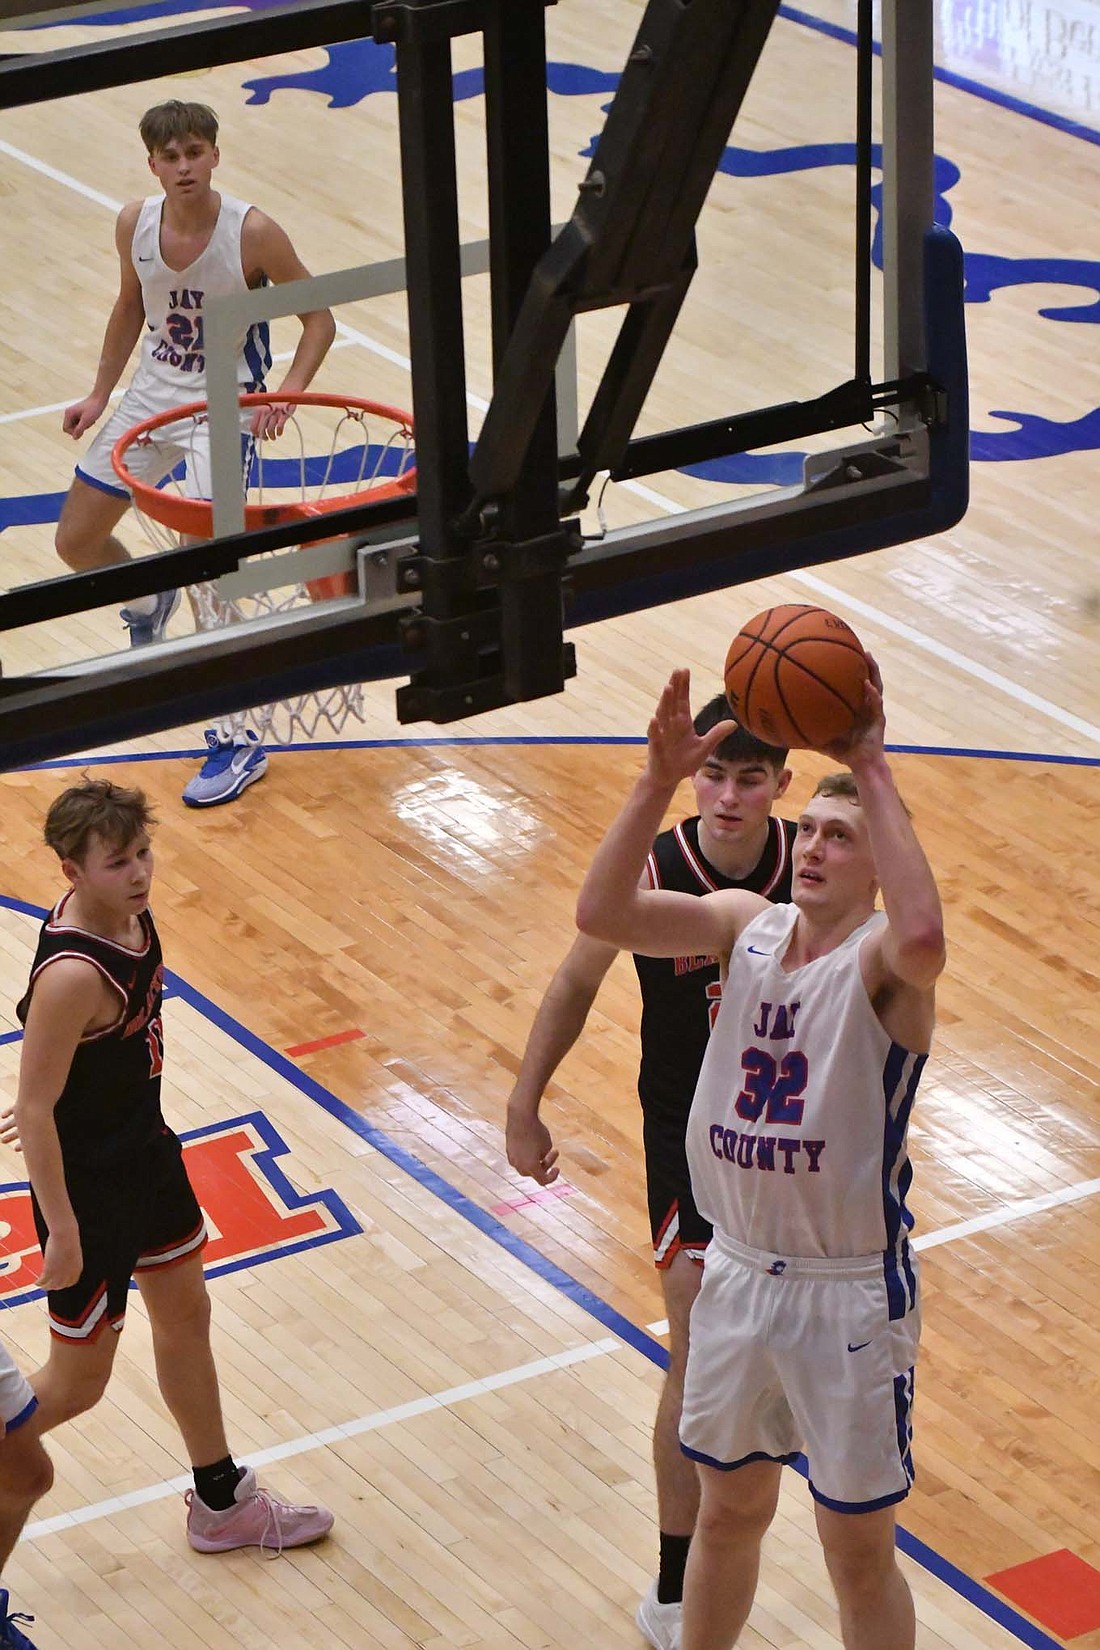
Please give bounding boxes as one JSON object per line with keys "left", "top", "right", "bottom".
{"left": 723, "top": 604, "right": 870, "bottom": 749}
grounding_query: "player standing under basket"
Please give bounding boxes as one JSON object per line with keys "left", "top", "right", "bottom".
{"left": 577, "top": 666, "right": 945, "bottom": 1650}
{"left": 54, "top": 100, "right": 335, "bottom": 806}
{"left": 14, "top": 779, "right": 334, "bottom": 1557}
{"left": 506, "top": 694, "right": 794, "bottom": 1650}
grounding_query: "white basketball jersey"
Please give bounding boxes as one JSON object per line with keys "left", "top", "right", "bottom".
{"left": 685, "top": 902, "right": 925, "bottom": 1281}
{"left": 130, "top": 193, "right": 271, "bottom": 396}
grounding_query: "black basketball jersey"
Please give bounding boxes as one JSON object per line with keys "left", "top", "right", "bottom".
{"left": 632, "top": 815, "right": 796, "bottom": 1119}
{"left": 16, "top": 892, "right": 167, "bottom": 1170}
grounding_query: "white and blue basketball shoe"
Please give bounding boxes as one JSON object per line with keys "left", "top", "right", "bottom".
{"left": 182, "top": 728, "right": 268, "bottom": 808}
{"left": 119, "top": 587, "right": 181, "bottom": 647}
{"left": 0, "top": 1587, "right": 38, "bottom": 1650}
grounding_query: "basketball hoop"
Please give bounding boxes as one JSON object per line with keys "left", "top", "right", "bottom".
{"left": 111, "top": 391, "right": 416, "bottom": 742}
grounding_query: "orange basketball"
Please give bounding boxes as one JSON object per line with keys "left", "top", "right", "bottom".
{"left": 723, "top": 605, "right": 869, "bottom": 749}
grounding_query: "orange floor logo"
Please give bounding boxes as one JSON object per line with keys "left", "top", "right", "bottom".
{"left": 0, "top": 1112, "right": 361, "bottom": 1307}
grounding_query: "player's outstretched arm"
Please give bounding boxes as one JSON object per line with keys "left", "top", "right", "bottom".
{"left": 243, "top": 210, "right": 336, "bottom": 438}
{"left": 826, "top": 658, "right": 946, "bottom": 993}
{"left": 506, "top": 933, "right": 617, "bottom": 1184}
{"left": 15, "top": 962, "right": 101, "bottom": 1291}
{"left": 576, "top": 670, "right": 761, "bottom": 957}
{"left": 62, "top": 202, "right": 146, "bottom": 439}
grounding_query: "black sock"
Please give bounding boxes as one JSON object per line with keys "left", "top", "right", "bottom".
{"left": 193, "top": 1456, "right": 244, "bottom": 1512}
{"left": 657, "top": 1531, "right": 692, "bottom": 1604}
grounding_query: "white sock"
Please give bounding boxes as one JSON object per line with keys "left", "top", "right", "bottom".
{"left": 124, "top": 593, "right": 159, "bottom": 617}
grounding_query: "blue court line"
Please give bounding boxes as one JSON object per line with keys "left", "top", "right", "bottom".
{"left": 894, "top": 1528, "right": 1067, "bottom": 1650}
{"left": 779, "top": 3, "right": 1100, "bottom": 148}
{"left": 0, "top": 902, "right": 1066, "bottom": 1650}
{"left": 13, "top": 737, "right": 1099, "bottom": 769}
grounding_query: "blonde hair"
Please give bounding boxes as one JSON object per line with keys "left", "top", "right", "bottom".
{"left": 812, "top": 771, "right": 860, "bottom": 804}
{"left": 44, "top": 780, "right": 156, "bottom": 864}
{"left": 811, "top": 770, "right": 911, "bottom": 819}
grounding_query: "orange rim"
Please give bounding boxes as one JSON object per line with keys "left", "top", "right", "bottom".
{"left": 110, "top": 391, "right": 416, "bottom": 537}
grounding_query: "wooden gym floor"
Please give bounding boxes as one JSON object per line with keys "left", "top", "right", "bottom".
{"left": 0, "top": 2, "right": 1098, "bottom": 1647}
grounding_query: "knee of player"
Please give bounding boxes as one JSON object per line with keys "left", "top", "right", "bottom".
{"left": 30, "top": 1442, "right": 55, "bottom": 1499}
{"left": 0, "top": 1434, "right": 54, "bottom": 1502}
{"left": 54, "top": 515, "right": 98, "bottom": 571}
{"left": 64, "top": 1379, "right": 109, "bottom": 1422}
{"left": 148, "top": 1281, "right": 213, "bottom": 1341}
{"left": 22, "top": 1440, "right": 55, "bottom": 1501}
{"left": 54, "top": 519, "right": 80, "bottom": 567}
{"left": 696, "top": 1474, "right": 777, "bottom": 1543}
{"left": 819, "top": 1525, "right": 900, "bottom": 1594}
{"left": 50, "top": 1358, "right": 113, "bottom": 1421}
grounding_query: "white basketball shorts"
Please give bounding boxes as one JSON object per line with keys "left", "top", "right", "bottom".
{"left": 76, "top": 376, "right": 253, "bottom": 503}
{"left": 680, "top": 1231, "right": 920, "bottom": 1512}
{"left": 0, "top": 1338, "right": 37, "bottom": 1436}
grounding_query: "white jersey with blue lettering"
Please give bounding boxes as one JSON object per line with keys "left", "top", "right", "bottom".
{"left": 130, "top": 191, "right": 271, "bottom": 397}
{"left": 685, "top": 901, "right": 925, "bottom": 1288}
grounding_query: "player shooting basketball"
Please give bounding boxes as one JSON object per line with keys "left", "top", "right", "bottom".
{"left": 54, "top": 100, "right": 335, "bottom": 807}
{"left": 576, "top": 663, "right": 945, "bottom": 1650}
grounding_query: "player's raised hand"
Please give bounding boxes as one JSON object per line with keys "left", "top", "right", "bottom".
{"left": 646, "top": 669, "right": 734, "bottom": 790}
{"left": 820, "top": 654, "right": 886, "bottom": 766}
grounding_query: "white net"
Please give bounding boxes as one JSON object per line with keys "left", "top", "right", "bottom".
{"left": 118, "top": 396, "right": 415, "bottom": 744}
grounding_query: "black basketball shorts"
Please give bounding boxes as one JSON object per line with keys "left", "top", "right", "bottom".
{"left": 33, "top": 1127, "right": 207, "bottom": 1343}
{"left": 642, "top": 1099, "right": 712, "bottom": 1269}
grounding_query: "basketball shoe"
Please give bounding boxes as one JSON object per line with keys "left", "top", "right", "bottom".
{"left": 120, "top": 587, "right": 181, "bottom": 647}
{"left": 0, "top": 1589, "right": 37, "bottom": 1650}
{"left": 185, "top": 1468, "right": 334, "bottom": 1557}
{"left": 636, "top": 1581, "right": 682, "bottom": 1650}
{"left": 182, "top": 728, "right": 268, "bottom": 807}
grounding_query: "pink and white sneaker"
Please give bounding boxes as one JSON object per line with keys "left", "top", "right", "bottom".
{"left": 185, "top": 1467, "right": 334, "bottom": 1558}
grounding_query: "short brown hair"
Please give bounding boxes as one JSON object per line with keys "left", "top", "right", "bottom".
{"left": 44, "top": 780, "right": 156, "bottom": 864}
{"left": 139, "top": 101, "right": 218, "bottom": 155}
{"left": 812, "top": 770, "right": 911, "bottom": 819}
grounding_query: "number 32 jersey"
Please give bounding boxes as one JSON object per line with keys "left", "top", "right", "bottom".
{"left": 16, "top": 893, "right": 167, "bottom": 1171}
{"left": 685, "top": 903, "right": 927, "bottom": 1272}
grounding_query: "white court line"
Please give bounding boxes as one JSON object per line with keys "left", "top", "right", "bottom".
{"left": 23, "top": 1336, "right": 620, "bottom": 1541}
{"left": 22, "top": 1170, "right": 1100, "bottom": 1543}
{"left": 0, "top": 137, "right": 123, "bottom": 211}
{"left": 2, "top": 135, "right": 1095, "bottom": 746}
{"left": 911, "top": 1174, "right": 1100, "bottom": 1251}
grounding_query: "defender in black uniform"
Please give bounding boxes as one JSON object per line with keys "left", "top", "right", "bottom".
{"left": 16, "top": 889, "right": 206, "bottom": 1342}
{"left": 635, "top": 807, "right": 795, "bottom": 1272}
{"left": 15, "top": 780, "right": 333, "bottom": 1556}
{"left": 506, "top": 697, "right": 794, "bottom": 1650}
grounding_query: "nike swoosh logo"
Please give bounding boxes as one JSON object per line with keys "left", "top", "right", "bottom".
{"left": 138, "top": 255, "right": 153, "bottom": 261}
{"left": 847, "top": 1340, "right": 871, "bottom": 1352}
{"left": 747, "top": 945, "right": 769, "bottom": 955}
